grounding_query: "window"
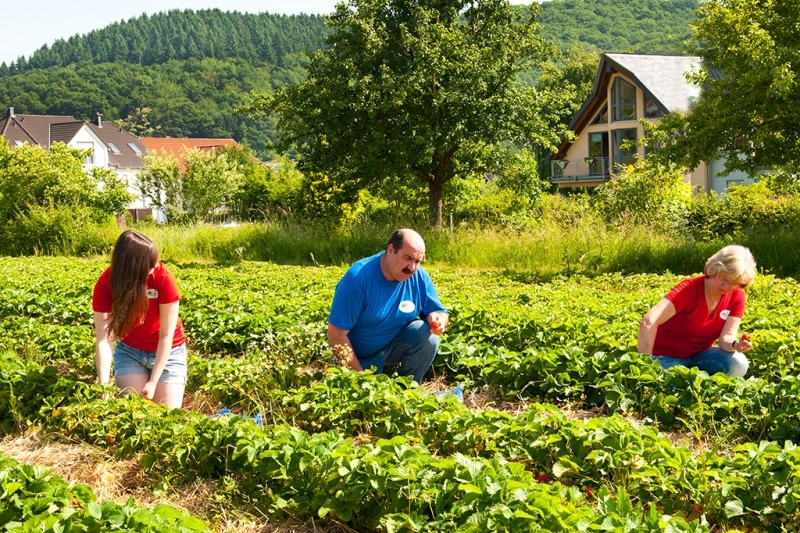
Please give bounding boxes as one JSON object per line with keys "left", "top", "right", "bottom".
{"left": 127, "top": 143, "right": 142, "bottom": 154}
{"left": 613, "top": 129, "right": 637, "bottom": 167}
{"left": 590, "top": 104, "right": 608, "bottom": 125}
{"left": 587, "top": 132, "right": 608, "bottom": 175}
{"left": 108, "top": 143, "right": 121, "bottom": 154}
{"left": 611, "top": 78, "right": 636, "bottom": 121}
{"left": 589, "top": 133, "right": 605, "bottom": 158}
{"left": 76, "top": 142, "right": 94, "bottom": 165}
{"left": 644, "top": 95, "right": 665, "bottom": 118}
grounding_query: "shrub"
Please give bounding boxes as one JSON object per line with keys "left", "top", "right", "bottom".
{"left": 0, "top": 205, "right": 118, "bottom": 256}
{"left": 594, "top": 159, "right": 692, "bottom": 231}
{"left": 687, "top": 179, "right": 800, "bottom": 239}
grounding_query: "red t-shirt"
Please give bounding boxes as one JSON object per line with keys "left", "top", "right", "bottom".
{"left": 92, "top": 262, "right": 186, "bottom": 352}
{"left": 652, "top": 275, "right": 745, "bottom": 358}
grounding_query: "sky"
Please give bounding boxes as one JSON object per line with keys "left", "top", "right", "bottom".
{"left": 1, "top": 0, "right": 535, "bottom": 66}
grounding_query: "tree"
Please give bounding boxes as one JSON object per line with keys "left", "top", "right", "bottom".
{"left": 137, "top": 147, "right": 244, "bottom": 224}
{"left": 649, "top": 0, "right": 800, "bottom": 176}
{"left": 246, "top": 0, "right": 567, "bottom": 226}
{"left": 0, "top": 141, "right": 132, "bottom": 254}
{"left": 0, "top": 141, "right": 131, "bottom": 222}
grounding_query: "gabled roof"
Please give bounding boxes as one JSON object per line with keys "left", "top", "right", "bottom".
{"left": 0, "top": 112, "right": 81, "bottom": 147}
{"left": 50, "top": 121, "right": 86, "bottom": 144}
{"left": 1, "top": 109, "right": 147, "bottom": 170}
{"left": 605, "top": 54, "right": 701, "bottom": 114}
{"left": 551, "top": 54, "right": 702, "bottom": 160}
{"left": 86, "top": 120, "right": 147, "bottom": 170}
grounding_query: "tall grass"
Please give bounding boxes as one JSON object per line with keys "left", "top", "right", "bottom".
{"left": 113, "top": 219, "right": 800, "bottom": 279}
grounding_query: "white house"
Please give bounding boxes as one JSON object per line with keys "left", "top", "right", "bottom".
{"left": 0, "top": 107, "right": 160, "bottom": 221}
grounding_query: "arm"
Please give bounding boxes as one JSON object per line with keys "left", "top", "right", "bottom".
{"left": 94, "top": 312, "right": 114, "bottom": 384}
{"left": 719, "top": 316, "right": 751, "bottom": 352}
{"left": 327, "top": 323, "right": 364, "bottom": 372}
{"left": 637, "top": 298, "right": 676, "bottom": 354}
{"left": 141, "top": 301, "right": 179, "bottom": 400}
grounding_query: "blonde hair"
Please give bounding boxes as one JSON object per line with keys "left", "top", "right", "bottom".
{"left": 704, "top": 245, "right": 756, "bottom": 288}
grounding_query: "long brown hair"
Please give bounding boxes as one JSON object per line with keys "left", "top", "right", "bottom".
{"left": 108, "top": 230, "right": 160, "bottom": 339}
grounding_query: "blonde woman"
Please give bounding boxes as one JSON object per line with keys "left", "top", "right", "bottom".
{"left": 638, "top": 245, "right": 756, "bottom": 377}
{"left": 93, "top": 230, "right": 187, "bottom": 407}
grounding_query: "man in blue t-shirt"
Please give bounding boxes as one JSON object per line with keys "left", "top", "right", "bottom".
{"left": 327, "top": 228, "right": 449, "bottom": 384}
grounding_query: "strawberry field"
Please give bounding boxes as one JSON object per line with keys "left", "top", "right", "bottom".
{"left": 2, "top": 256, "right": 800, "bottom": 532}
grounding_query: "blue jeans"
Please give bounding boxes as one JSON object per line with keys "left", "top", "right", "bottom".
{"left": 113, "top": 341, "right": 188, "bottom": 384}
{"left": 356, "top": 320, "right": 440, "bottom": 384}
{"left": 652, "top": 346, "right": 749, "bottom": 377}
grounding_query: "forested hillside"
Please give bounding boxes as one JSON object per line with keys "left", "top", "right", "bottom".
{"left": 0, "top": 0, "right": 699, "bottom": 158}
{"left": 1, "top": 9, "right": 328, "bottom": 73}
{"left": 539, "top": 0, "right": 698, "bottom": 55}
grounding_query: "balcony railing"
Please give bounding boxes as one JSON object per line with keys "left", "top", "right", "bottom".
{"left": 550, "top": 157, "right": 610, "bottom": 184}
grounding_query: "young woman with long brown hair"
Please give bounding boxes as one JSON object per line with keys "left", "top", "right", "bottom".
{"left": 93, "top": 230, "right": 187, "bottom": 408}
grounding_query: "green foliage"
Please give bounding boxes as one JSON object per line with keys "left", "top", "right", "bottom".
{"left": 8, "top": 257, "right": 800, "bottom": 530}
{"left": 650, "top": 0, "right": 800, "bottom": 175}
{"left": 251, "top": 0, "right": 567, "bottom": 226}
{"left": 686, "top": 179, "right": 800, "bottom": 239}
{"left": 447, "top": 176, "right": 538, "bottom": 227}
{"left": 2, "top": 205, "right": 118, "bottom": 256}
{"left": 0, "top": 142, "right": 131, "bottom": 220}
{"left": 295, "top": 173, "right": 367, "bottom": 231}
{"left": 0, "top": 3, "right": 699, "bottom": 163}
{"left": 0, "top": 141, "right": 131, "bottom": 255}
{"left": 538, "top": 0, "right": 699, "bottom": 56}
{"left": 138, "top": 147, "right": 244, "bottom": 224}
{"left": 5, "top": 10, "right": 328, "bottom": 72}
{"left": 0, "top": 452, "right": 212, "bottom": 533}
{"left": 593, "top": 159, "right": 692, "bottom": 230}
{"left": 229, "top": 153, "right": 303, "bottom": 221}
{"left": 536, "top": 43, "right": 602, "bottom": 127}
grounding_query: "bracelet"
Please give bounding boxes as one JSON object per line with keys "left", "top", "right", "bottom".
{"left": 733, "top": 339, "right": 739, "bottom": 350}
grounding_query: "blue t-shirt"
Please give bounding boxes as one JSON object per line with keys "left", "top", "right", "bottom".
{"left": 328, "top": 251, "right": 447, "bottom": 359}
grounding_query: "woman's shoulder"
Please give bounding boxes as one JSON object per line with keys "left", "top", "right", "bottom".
{"left": 666, "top": 275, "right": 704, "bottom": 301}
{"left": 150, "top": 262, "right": 174, "bottom": 282}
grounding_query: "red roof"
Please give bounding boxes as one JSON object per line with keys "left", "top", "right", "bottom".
{"left": 140, "top": 137, "right": 255, "bottom": 171}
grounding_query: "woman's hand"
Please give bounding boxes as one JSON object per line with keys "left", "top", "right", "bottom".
{"left": 735, "top": 333, "right": 752, "bottom": 352}
{"left": 141, "top": 380, "right": 157, "bottom": 400}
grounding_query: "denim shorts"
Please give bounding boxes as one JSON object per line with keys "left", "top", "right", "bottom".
{"left": 113, "top": 341, "right": 188, "bottom": 384}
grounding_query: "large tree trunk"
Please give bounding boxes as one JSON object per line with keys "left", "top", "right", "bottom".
{"left": 429, "top": 178, "right": 443, "bottom": 227}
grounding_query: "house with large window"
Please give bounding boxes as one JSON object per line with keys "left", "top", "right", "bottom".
{"left": 549, "top": 54, "right": 752, "bottom": 193}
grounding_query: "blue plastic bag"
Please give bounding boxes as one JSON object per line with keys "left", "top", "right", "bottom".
{"left": 434, "top": 384, "right": 464, "bottom": 402}
{"left": 210, "top": 407, "right": 264, "bottom": 427}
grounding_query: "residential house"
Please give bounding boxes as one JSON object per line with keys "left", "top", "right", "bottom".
{"left": 549, "top": 54, "right": 752, "bottom": 193}
{"left": 0, "top": 107, "right": 156, "bottom": 221}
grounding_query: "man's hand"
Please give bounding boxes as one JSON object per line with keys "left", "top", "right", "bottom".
{"left": 328, "top": 324, "right": 364, "bottom": 371}
{"left": 427, "top": 312, "right": 448, "bottom": 335}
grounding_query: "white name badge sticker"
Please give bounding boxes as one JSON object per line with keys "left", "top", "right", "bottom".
{"left": 719, "top": 309, "right": 730, "bottom": 320}
{"left": 399, "top": 300, "right": 416, "bottom": 313}
{"left": 147, "top": 289, "right": 159, "bottom": 299}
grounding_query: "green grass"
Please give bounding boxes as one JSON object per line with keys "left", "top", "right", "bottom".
{"left": 9, "top": 210, "right": 800, "bottom": 279}
{"left": 116, "top": 220, "right": 800, "bottom": 279}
